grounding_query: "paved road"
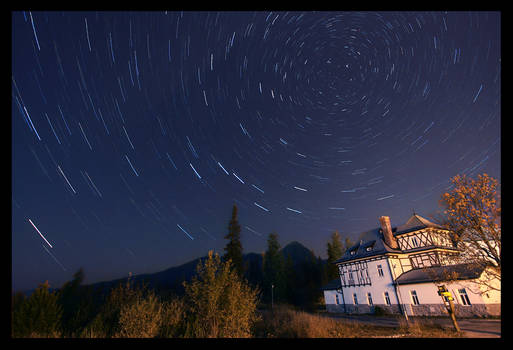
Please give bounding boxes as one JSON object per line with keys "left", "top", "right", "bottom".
{"left": 324, "top": 314, "right": 501, "bottom": 338}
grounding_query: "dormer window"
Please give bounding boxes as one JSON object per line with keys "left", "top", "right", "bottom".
{"left": 350, "top": 250, "right": 356, "bottom": 255}
{"left": 366, "top": 246, "right": 372, "bottom": 251}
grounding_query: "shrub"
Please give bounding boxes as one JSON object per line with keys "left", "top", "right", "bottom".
{"left": 158, "top": 297, "right": 186, "bottom": 337}
{"left": 11, "top": 281, "right": 62, "bottom": 338}
{"left": 114, "top": 292, "right": 163, "bottom": 338}
{"left": 183, "top": 251, "right": 260, "bottom": 338}
{"left": 81, "top": 277, "right": 147, "bottom": 337}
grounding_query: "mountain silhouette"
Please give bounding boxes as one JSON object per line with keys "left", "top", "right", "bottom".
{"left": 89, "top": 241, "right": 320, "bottom": 295}
{"left": 281, "top": 241, "right": 318, "bottom": 266}
{"left": 20, "top": 241, "right": 324, "bottom": 298}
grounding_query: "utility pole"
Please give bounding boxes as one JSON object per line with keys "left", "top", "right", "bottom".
{"left": 437, "top": 285, "right": 461, "bottom": 332}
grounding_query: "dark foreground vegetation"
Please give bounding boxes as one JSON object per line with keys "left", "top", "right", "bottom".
{"left": 11, "top": 251, "right": 460, "bottom": 338}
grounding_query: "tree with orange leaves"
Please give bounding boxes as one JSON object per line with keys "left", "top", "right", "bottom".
{"left": 440, "top": 173, "right": 501, "bottom": 294}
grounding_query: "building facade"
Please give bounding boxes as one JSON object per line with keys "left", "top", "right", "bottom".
{"left": 324, "top": 214, "right": 500, "bottom": 317}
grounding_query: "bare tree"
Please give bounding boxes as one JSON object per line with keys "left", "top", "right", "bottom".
{"left": 438, "top": 173, "right": 501, "bottom": 294}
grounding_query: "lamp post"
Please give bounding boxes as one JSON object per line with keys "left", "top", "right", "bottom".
{"left": 271, "top": 283, "right": 274, "bottom": 310}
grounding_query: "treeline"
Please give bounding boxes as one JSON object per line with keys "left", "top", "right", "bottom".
{"left": 11, "top": 205, "right": 353, "bottom": 338}
{"left": 222, "top": 205, "right": 353, "bottom": 311}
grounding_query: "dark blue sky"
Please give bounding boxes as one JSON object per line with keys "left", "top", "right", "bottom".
{"left": 12, "top": 11, "right": 500, "bottom": 292}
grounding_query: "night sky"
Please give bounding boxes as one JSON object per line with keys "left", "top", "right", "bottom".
{"left": 12, "top": 11, "right": 501, "bottom": 292}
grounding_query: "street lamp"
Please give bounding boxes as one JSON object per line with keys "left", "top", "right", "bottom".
{"left": 271, "top": 283, "right": 274, "bottom": 310}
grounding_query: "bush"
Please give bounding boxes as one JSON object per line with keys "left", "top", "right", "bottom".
{"left": 183, "top": 251, "right": 260, "bottom": 338}
{"left": 11, "top": 281, "right": 62, "bottom": 338}
{"left": 158, "top": 297, "right": 186, "bottom": 337}
{"left": 114, "top": 292, "right": 163, "bottom": 338}
{"left": 81, "top": 278, "right": 147, "bottom": 337}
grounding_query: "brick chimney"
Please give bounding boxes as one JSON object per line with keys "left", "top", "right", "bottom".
{"left": 379, "top": 216, "right": 399, "bottom": 249}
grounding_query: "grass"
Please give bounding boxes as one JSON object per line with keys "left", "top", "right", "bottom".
{"left": 253, "top": 305, "right": 462, "bottom": 338}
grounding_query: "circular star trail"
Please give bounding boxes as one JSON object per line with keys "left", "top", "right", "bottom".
{"left": 12, "top": 11, "right": 500, "bottom": 291}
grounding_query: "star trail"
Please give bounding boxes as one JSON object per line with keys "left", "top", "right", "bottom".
{"left": 12, "top": 11, "right": 500, "bottom": 291}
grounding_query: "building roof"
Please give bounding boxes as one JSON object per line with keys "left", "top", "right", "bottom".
{"left": 395, "top": 263, "right": 485, "bottom": 285}
{"left": 334, "top": 214, "right": 445, "bottom": 264}
{"left": 334, "top": 227, "right": 401, "bottom": 264}
{"left": 321, "top": 278, "right": 342, "bottom": 291}
{"left": 394, "top": 214, "right": 443, "bottom": 236}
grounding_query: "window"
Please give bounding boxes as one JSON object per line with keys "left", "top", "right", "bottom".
{"left": 412, "top": 237, "right": 419, "bottom": 247}
{"left": 411, "top": 290, "right": 420, "bottom": 305}
{"left": 458, "top": 288, "right": 471, "bottom": 305}
{"left": 377, "top": 264, "right": 384, "bottom": 277}
{"left": 348, "top": 272, "right": 354, "bottom": 285}
{"left": 384, "top": 291, "right": 391, "bottom": 305}
{"left": 367, "top": 292, "right": 373, "bottom": 306}
{"left": 335, "top": 294, "right": 340, "bottom": 305}
{"left": 353, "top": 293, "right": 358, "bottom": 305}
{"left": 366, "top": 246, "right": 372, "bottom": 251}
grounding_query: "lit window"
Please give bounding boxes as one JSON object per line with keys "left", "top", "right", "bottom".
{"left": 366, "top": 246, "right": 372, "bottom": 251}
{"left": 367, "top": 292, "right": 373, "bottom": 306}
{"left": 384, "top": 291, "right": 391, "bottom": 305}
{"left": 377, "top": 264, "right": 384, "bottom": 277}
{"left": 411, "top": 290, "right": 420, "bottom": 305}
{"left": 353, "top": 293, "right": 358, "bottom": 305}
{"left": 458, "top": 288, "right": 471, "bottom": 305}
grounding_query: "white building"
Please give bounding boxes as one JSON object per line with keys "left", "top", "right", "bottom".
{"left": 322, "top": 214, "right": 500, "bottom": 317}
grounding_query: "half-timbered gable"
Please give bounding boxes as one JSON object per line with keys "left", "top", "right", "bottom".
{"left": 393, "top": 215, "right": 460, "bottom": 270}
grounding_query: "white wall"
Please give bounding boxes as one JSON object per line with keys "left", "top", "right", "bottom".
{"left": 397, "top": 279, "right": 492, "bottom": 307}
{"left": 323, "top": 289, "right": 343, "bottom": 305}
{"left": 340, "top": 257, "right": 398, "bottom": 307}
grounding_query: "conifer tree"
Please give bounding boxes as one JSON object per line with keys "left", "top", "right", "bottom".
{"left": 283, "top": 253, "right": 295, "bottom": 303}
{"left": 262, "top": 232, "right": 286, "bottom": 305}
{"left": 57, "top": 268, "right": 98, "bottom": 336}
{"left": 344, "top": 237, "right": 354, "bottom": 252}
{"left": 223, "top": 205, "right": 244, "bottom": 277}
{"left": 326, "top": 231, "right": 344, "bottom": 281}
